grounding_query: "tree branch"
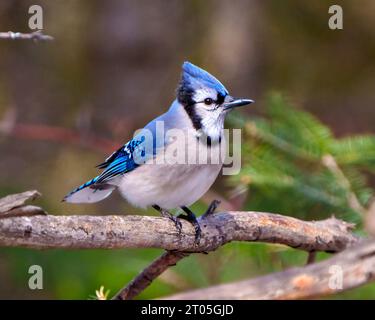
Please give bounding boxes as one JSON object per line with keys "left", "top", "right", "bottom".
{"left": 0, "top": 211, "right": 358, "bottom": 252}
{"left": 0, "top": 191, "right": 360, "bottom": 300}
{"left": 0, "top": 31, "right": 53, "bottom": 41}
{"left": 163, "top": 240, "right": 375, "bottom": 300}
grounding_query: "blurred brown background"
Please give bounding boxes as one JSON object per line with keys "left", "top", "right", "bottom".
{"left": 0, "top": 0, "right": 374, "bottom": 299}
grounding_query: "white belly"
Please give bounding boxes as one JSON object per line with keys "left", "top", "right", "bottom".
{"left": 117, "top": 163, "right": 221, "bottom": 209}
{"left": 116, "top": 135, "right": 225, "bottom": 209}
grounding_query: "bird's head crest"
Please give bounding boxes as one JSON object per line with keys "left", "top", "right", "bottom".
{"left": 177, "top": 61, "right": 228, "bottom": 106}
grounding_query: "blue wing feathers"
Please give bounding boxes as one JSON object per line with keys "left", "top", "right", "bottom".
{"left": 64, "top": 136, "right": 147, "bottom": 202}
{"left": 95, "top": 137, "right": 145, "bottom": 183}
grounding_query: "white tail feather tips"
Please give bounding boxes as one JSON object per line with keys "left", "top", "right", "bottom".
{"left": 64, "top": 186, "right": 115, "bottom": 203}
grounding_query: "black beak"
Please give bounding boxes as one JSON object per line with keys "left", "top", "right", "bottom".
{"left": 223, "top": 97, "right": 254, "bottom": 110}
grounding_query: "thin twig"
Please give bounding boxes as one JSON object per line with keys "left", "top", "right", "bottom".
{"left": 113, "top": 251, "right": 190, "bottom": 300}
{"left": 0, "top": 30, "right": 53, "bottom": 41}
{"left": 0, "top": 120, "right": 119, "bottom": 154}
{"left": 322, "top": 154, "right": 367, "bottom": 217}
{"left": 306, "top": 251, "right": 316, "bottom": 265}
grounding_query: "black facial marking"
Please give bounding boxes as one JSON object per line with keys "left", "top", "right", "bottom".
{"left": 177, "top": 79, "right": 202, "bottom": 130}
{"left": 177, "top": 84, "right": 194, "bottom": 107}
{"left": 184, "top": 104, "right": 202, "bottom": 130}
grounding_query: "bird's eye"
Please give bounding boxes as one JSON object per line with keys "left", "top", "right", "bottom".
{"left": 204, "top": 98, "right": 213, "bottom": 105}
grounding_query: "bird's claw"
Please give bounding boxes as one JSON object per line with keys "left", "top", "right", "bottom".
{"left": 161, "top": 209, "right": 182, "bottom": 234}
{"left": 171, "top": 216, "right": 183, "bottom": 234}
{"left": 194, "top": 224, "right": 202, "bottom": 244}
{"left": 169, "top": 215, "right": 182, "bottom": 234}
{"left": 202, "top": 199, "right": 221, "bottom": 219}
{"left": 178, "top": 213, "right": 201, "bottom": 244}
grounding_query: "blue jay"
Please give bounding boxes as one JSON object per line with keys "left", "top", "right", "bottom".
{"left": 64, "top": 62, "right": 253, "bottom": 241}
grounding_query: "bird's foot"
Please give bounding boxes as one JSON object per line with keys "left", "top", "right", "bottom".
{"left": 179, "top": 200, "right": 221, "bottom": 244}
{"left": 178, "top": 210, "right": 201, "bottom": 244}
{"left": 153, "top": 205, "right": 182, "bottom": 234}
{"left": 202, "top": 199, "right": 221, "bottom": 219}
{"left": 161, "top": 209, "right": 182, "bottom": 234}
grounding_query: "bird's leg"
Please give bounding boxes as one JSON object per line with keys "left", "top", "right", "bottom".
{"left": 179, "top": 206, "right": 201, "bottom": 243}
{"left": 201, "top": 199, "right": 221, "bottom": 219}
{"left": 152, "top": 205, "right": 182, "bottom": 234}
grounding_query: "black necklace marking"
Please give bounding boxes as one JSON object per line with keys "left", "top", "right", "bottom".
{"left": 196, "top": 134, "right": 222, "bottom": 147}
